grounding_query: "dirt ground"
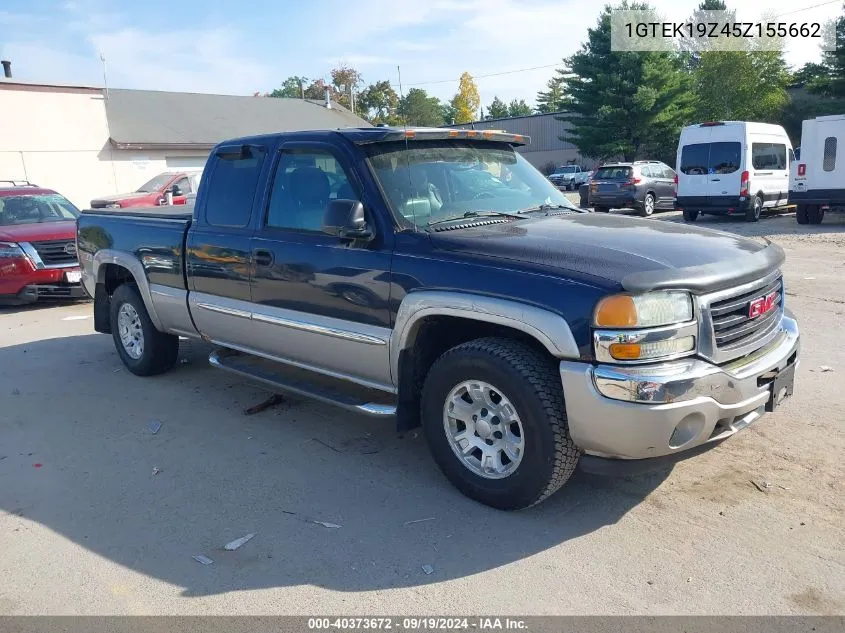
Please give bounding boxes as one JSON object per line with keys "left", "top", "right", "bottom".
{"left": 1, "top": 209, "right": 843, "bottom": 615}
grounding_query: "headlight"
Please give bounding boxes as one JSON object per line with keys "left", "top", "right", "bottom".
{"left": 594, "top": 291, "right": 693, "bottom": 328}
{"left": 0, "top": 242, "right": 26, "bottom": 258}
{"left": 593, "top": 291, "right": 696, "bottom": 363}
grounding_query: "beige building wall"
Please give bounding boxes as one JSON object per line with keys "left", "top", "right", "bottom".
{"left": 0, "top": 83, "right": 208, "bottom": 209}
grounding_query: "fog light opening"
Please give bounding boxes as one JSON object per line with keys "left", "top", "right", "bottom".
{"left": 669, "top": 412, "right": 706, "bottom": 449}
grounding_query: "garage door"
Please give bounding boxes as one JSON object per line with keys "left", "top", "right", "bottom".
{"left": 165, "top": 155, "right": 208, "bottom": 171}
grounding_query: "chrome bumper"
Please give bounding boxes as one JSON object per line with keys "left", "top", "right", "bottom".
{"left": 560, "top": 315, "right": 799, "bottom": 460}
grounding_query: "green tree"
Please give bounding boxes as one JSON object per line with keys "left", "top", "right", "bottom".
{"left": 559, "top": 3, "right": 694, "bottom": 161}
{"left": 678, "top": 0, "right": 729, "bottom": 70}
{"left": 439, "top": 101, "right": 457, "bottom": 125}
{"left": 791, "top": 62, "right": 830, "bottom": 88}
{"left": 358, "top": 80, "right": 400, "bottom": 124}
{"left": 330, "top": 64, "right": 364, "bottom": 112}
{"left": 535, "top": 76, "right": 566, "bottom": 113}
{"left": 268, "top": 76, "right": 309, "bottom": 98}
{"left": 398, "top": 88, "right": 446, "bottom": 126}
{"left": 810, "top": 3, "right": 845, "bottom": 97}
{"left": 507, "top": 99, "right": 533, "bottom": 117}
{"left": 303, "top": 78, "right": 338, "bottom": 101}
{"left": 486, "top": 96, "right": 509, "bottom": 119}
{"left": 450, "top": 72, "right": 481, "bottom": 123}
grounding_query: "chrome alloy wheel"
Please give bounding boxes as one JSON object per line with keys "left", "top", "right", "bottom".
{"left": 443, "top": 380, "right": 525, "bottom": 479}
{"left": 117, "top": 303, "right": 144, "bottom": 360}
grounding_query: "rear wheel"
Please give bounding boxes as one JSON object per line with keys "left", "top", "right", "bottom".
{"left": 682, "top": 209, "right": 699, "bottom": 222}
{"left": 594, "top": 206, "right": 610, "bottom": 213}
{"left": 109, "top": 283, "right": 179, "bottom": 376}
{"left": 640, "top": 193, "right": 655, "bottom": 217}
{"left": 745, "top": 195, "right": 763, "bottom": 222}
{"left": 796, "top": 205, "right": 809, "bottom": 224}
{"left": 421, "top": 338, "right": 580, "bottom": 510}
{"left": 807, "top": 205, "right": 825, "bottom": 224}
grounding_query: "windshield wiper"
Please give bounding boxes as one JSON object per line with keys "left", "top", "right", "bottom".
{"left": 427, "top": 210, "right": 525, "bottom": 228}
{"left": 518, "top": 203, "right": 578, "bottom": 215}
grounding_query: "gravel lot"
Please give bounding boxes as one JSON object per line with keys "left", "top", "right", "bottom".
{"left": 1, "top": 209, "right": 843, "bottom": 615}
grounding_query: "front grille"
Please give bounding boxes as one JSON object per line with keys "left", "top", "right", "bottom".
{"left": 31, "top": 240, "right": 78, "bottom": 266}
{"left": 709, "top": 277, "right": 783, "bottom": 351}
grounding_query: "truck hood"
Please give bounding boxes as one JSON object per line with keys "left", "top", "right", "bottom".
{"left": 429, "top": 213, "right": 784, "bottom": 294}
{"left": 91, "top": 192, "right": 151, "bottom": 204}
{"left": 0, "top": 220, "right": 77, "bottom": 243}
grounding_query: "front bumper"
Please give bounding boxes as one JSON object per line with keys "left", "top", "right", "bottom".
{"left": 0, "top": 260, "right": 85, "bottom": 304}
{"left": 560, "top": 315, "right": 799, "bottom": 463}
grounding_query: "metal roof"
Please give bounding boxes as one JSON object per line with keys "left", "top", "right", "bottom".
{"left": 104, "top": 89, "right": 371, "bottom": 149}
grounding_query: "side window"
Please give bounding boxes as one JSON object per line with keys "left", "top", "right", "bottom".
{"left": 823, "top": 137, "right": 837, "bottom": 172}
{"left": 680, "top": 144, "right": 709, "bottom": 175}
{"left": 266, "top": 149, "right": 359, "bottom": 232}
{"left": 752, "top": 143, "right": 787, "bottom": 170}
{"left": 173, "top": 177, "right": 191, "bottom": 194}
{"left": 639, "top": 165, "right": 653, "bottom": 178}
{"left": 204, "top": 149, "right": 265, "bottom": 228}
{"left": 709, "top": 142, "right": 741, "bottom": 174}
{"left": 662, "top": 165, "right": 676, "bottom": 179}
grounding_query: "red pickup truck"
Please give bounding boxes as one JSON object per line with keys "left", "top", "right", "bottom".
{"left": 89, "top": 171, "right": 201, "bottom": 209}
{"left": 0, "top": 184, "right": 86, "bottom": 304}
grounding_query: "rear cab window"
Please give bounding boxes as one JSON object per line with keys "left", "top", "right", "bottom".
{"left": 204, "top": 147, "right": 266, "bottom": 227}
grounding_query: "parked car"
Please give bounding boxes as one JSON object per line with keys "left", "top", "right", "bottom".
{"left": 578, "top": 171, "right": 595, "bottom": 208}
{"left": 789, "top": 114, "right": 845, "bottom": 225}
{"left": 589, "top": 161, "right": 676, "bottom": 216}
{"left": 676, "top": 121, "right": 792, "bottom": 222}
{"left": 78, "top": 126, "right": 799, "bottom": 510}
{"left": 547, "top": 165, "right": 587, "bottom": 191}
{"left": 0, "top": 183, "right": 86, "bottom": 304}
{"left": 90, "top": 171, "right": 201, "bottom": 209}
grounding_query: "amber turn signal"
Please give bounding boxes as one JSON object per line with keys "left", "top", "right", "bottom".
{"left": 594, "top": 295, "right": 638, "bottom": 327}
{"left": 608, "top": 343, "right": 641, "bottom": 359}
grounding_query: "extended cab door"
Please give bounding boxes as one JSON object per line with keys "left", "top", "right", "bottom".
{"left": 248, "top": 141, "right": 393, "bottom": 391}
{"left": 186, "top": 143, "right": 268, "bottom": 349}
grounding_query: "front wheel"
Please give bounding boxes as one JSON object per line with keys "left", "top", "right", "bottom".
{"left": 421, "top": 338, "right": 580, "bottom": 510}
{"left": 109, "top": 283, "right": 179, "bottom": 376}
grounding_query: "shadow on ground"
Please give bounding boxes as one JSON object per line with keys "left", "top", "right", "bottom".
{"left": 0, "top": 333, "right": 672, "bottom": 597}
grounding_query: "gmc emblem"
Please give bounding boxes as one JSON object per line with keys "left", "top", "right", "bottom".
{"left": 748, "top": 291, "right": 778, "bottom": 319}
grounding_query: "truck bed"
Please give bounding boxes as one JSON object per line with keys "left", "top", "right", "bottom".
{"left": 77, "top": 208, "right": 191, "bottom": 292}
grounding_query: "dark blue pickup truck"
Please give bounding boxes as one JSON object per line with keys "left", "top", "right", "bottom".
{"left": 77, "top": 127, "right": 799, "bottom": 510}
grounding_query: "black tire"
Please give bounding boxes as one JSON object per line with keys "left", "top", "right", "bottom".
{"left": 109, "top": 283, "right": 179, "bottom": 376}
{"left": 594, "top": 206, "right": 610, "bottom": 213}
{"left": 746, "top": 195, "right": 763, "bottom": 222}
{"left": 807, "top": 205, "right": 825, "bottom": 224}
{"left": 796, "top": 205, "right": 809, "bottom": 224}
{"left": 682, "top": 209, "right": 699, "bottom": 222}
{"left": 421, "top": 337, "right": 580, "bottom": 511}
{"left": 640, "top": 192, "right": 655, "bottom": 217}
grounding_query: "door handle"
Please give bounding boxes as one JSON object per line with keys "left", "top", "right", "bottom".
{"left": 253, "top": 249, "right": 274, "bottom": 267}
{"left": 711, "top": 178, "right": 721, "bottom": 182}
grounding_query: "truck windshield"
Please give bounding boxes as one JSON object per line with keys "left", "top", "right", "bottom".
{"left": 365, "top": 141, "right": 576, "bottom": 230}
{"left": 136, "top": 173, "right": 173, "bottom": 193}
{"left": 0, "top": 194, "right": 80, "bottom": 225}
{"left": 554, "top": 166, "right": 578, "bottom": 174}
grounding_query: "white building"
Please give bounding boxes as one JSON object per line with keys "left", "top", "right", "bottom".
{"left": 0, "top": 79, "right": 369, "bottom": 209}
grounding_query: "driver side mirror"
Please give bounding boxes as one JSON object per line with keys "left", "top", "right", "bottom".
{"left": 322, "top": 199, "right": 373, "bottom": 240}
{"left": 171, "top": 184, "right": 183, "bottom": 197}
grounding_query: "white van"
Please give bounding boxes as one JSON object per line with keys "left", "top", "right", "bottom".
{"left": 676, "top": 121, "right": 793, "bottom": 222}
{"left": 789, "top": 114, "right": 845, "bottom": 224}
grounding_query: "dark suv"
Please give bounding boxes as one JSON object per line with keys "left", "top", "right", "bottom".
{"left": 589, "top": 161, "right": 676, "bottom": 216}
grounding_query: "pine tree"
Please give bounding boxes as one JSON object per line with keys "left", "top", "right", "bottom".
{"left": 535, "top": 76, "right": 566, "bottom": 113}
{"left": 486, "top": 96, "right": 509, "bottom": 119}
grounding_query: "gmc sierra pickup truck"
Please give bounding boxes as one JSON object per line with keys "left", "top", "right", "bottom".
{"left": 77, "top": 127, "right": 800, "bottom": 510}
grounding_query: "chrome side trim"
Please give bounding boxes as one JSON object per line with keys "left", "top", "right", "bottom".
{"left": 92, "top": 249, "right": 163, "bottom": 330}
{"left": 251, "top": 312, "right": 387, "bottom": 346}
{"left": 209, "top": 340, "right": 396, "bottom": 394}
{"left": 196, "top": 302, "right": 251, "bottom": 320}
{"left": 593, "top": 321, "right": 698, "bottom": 364}
{"left": 392, "top": 291, "right": 580, "bottom": 384}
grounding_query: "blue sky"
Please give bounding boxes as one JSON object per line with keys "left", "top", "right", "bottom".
{"left": 1, "top": 0, "right": 840, "bottom": 109}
